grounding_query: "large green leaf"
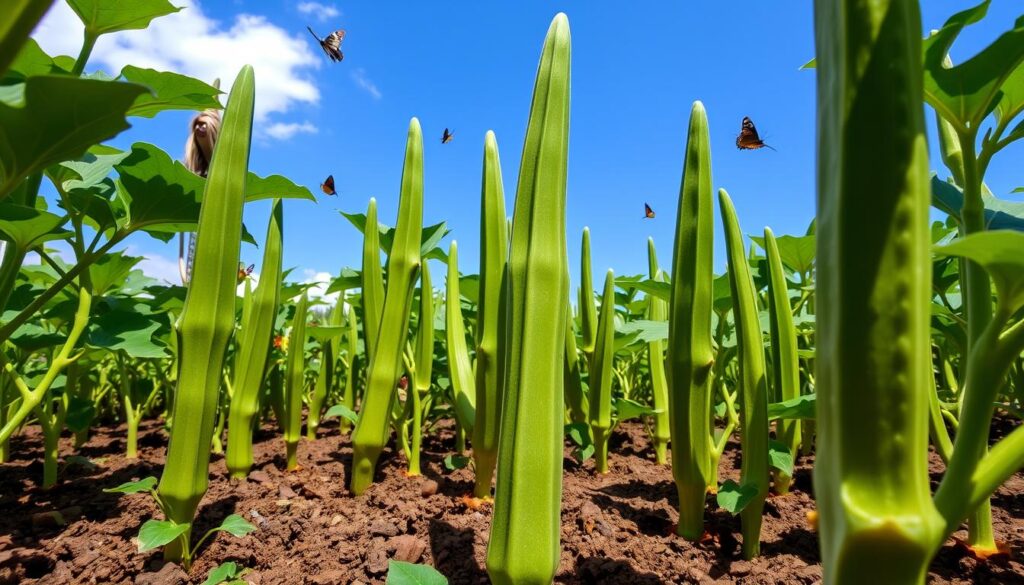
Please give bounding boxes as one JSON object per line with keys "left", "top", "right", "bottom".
{"left": 0, "top": 203, "right": 69, "bottom": 248}
{"left": 0, "top": 76, "right": 149, "bottom": 201}
{"left": 120, "top": 66, "right": 222, "bottom": 118}
{"left": 87, "top": 308, "right": 167, "bottom": 358}
{"left": 244, "top": 173, "right": 315, "bottom": 202}
{"left": 923, "top": 2, "right": 1024, "bottom": 130}
{"left": 386, "top": 561, "right": 448, "bottom": 585}
{"left": 750, "top": 233, "right": 815, "bottom": 274}
{"left": 935, "top": 231, "right": 1024, "bottom": 314}
{"left": 113, "top": 142, "right": 203, "bottom": 230}
{"left": 932, "top": 176, "right": 1024, "bottom": 232}
{"left": 67, "top": 0, "right": 180, "bottom": 37}
{"left": 88, "top": 252, "right": 142, "bottom": 296}
{"left": 616, "top": 319, "right": 667, "bottom": 343}
{"left": 4, "top": 37, "right": 60, "bottom": 81}
{"left": 0, "top": 0, "right": 55, "bottom": 78}
{"left": 716, "top": 479, "right": 759, "bottom": 515}
{"left": 767, "top": 393, "right": 816, "bottom": 421}
{"left": 136, "top": 519, "right": 189, "bottom": 553}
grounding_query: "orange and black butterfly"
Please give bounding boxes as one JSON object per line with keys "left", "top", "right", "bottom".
{"left": 237, "top": 263, "right": 254, "bottom": 282}
{"left": 441, "top": 128, "right": 454, "bottom": 144}
{"left": 307, "top": 26, "right": 345, "bottom": 62}
{"left": 644, "top": 203, "right": 655, "bottom": 219}
{"left": 320, "top": 174, "right": 337, "bottom": 196}
{"left": 736, "top": 117, "right": 776, "bottom": 151}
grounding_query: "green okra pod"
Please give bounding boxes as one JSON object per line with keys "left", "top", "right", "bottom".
{"left": 157, "top": 65, "right": 254, "bottom": 562}
{"left": 588, "top": 268, "right": 615, "bottom": 474}
{"left": 666, "top": 101, "right": 715, "bottom": 540}
{"left": 646, "top": 238, "right": 669, "bottom": 464}
{"left": 349, "top": 119, "right": 424, "bottom": 495}
{"left": 361, "top": 197, "right": 385, "bottom": 362}
{"left": 486, "top": 13, "right": 571, "bottom": 585}
{"left": 283, "top": 292, "right": 309, "bottom": 470}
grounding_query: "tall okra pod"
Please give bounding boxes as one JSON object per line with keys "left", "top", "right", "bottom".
{"left": 340, "top": 300, "right": 358, "bottom": 432}
{"left": 157, "top": 65, "right": 254, "bottom": 561}
{"left": 646, "top": 238, "right": 669, "bottom": 464}
{"left": 307, "top": 301, "right": 342, "bottom": 439}
{"left": 814, "top": 0, "right": 945, "bottom": 581}
{"left": 349, "top": 119, "right": 424, "bottom": 495}
{"left": 719, "top": 189, "right": 769, "bottom": 559}
{"left": 406, "top": 259, "right": 434, "bottom": 476}
{"left": 226, "top": 199, "right": 284, "bottom": 478}
{"left": 764, "top": 227, "right": 800, "bottom": 494}
{"left": 563, "top": 302, "right": 588, "bottom": 424}
{"left": 361, "top": 198, "right": 385, "bottom": 362}
{"left": 666, "top": 101, "right": 715, "bottom": 540}
{"left": 445, "top": 241, "right": 477, "bottom": 440}
{"left": 283, "top": 292, "right": 309, "bottom": 470}
{"left": 579, "top": 227, "right": 598, "bottom": 359}
{"left": 486, "top": 13, "right": 570, "bottom": 585}
{"left": 588, "top": 269, "right": 615, "bottom": 473}
{"left": 472, "top": 130, "right": 508, "bottom": 499}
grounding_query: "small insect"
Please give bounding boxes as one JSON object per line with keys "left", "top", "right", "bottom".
{"left": 441, "top": 128, "right": 454, "bottom": 144}
{"left": 237, "top": 263, "right": 254, "bottom": 281}
{"left": 735, "top": 116, "right": 776, "bottom": 151}
{"left": 320, "top": 174, "right": 337, "bottom": 196}
{"left": 307, "top": 26, "right": 345, "bottom": 62}
{"left": 273, "top": 334, "right": 287, "bottom": 352}
{"left": 644, "top": 203, "right": 655, "bottom": 219}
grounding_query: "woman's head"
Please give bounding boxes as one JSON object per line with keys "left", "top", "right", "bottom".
{"left": 184, "top": 109, "right": 222, "bottom": 176}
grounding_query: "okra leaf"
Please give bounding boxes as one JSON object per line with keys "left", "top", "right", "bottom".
{"left": 767, "top": 394, "right": 816, "bottom": 421}
{"left": 87, "top": 309, "right": 167, "bottom": 359}
{"left": 67, "top": 0, "right": 180, "bottom": 37}
{"left": 120, "top": 66, "right": 221, "bottom": 118}
{"left": 616, "top": 319, "right": 668, "bottom": 344}
{"left": 324, "top": 404, "right": 359, "bottom": 423}
{"left": 386, "top": 560, "right": 448, "bottom": 585}
{"left": 103, "top": 476, "right": 157, "bottom": 494}
{"left": 137, "top": 519, "right": 190, "bottom": 553}
{"left": 613, "top": 277, "right": 670, "bottom": 302}
{"left": 65, "top": 395, "right": 97, "bottom": 433}
{"left": 340, "top": 212, "right": 450, "bottom": 261}
{"left": 923, "top": 3, "right": 1024, "bottom": 130}
{"left": 614, "top": 398, "right": 660, "bottom": 422}
{"left": 0, "top": 76, "right": 149, "bottom": 201}
{"left": 0, "top": 203, "right": 70, "bottom": 249}
{"left": 0, "top": 4, "right": 55, "bottom": 79}
{"left": 750, "top": 233, "right": 815, "bottom": 274}
{"left": 443, "top": 454, "right": 470, "bottom": 471}
{"left": 768, "top": 440, "right": 794, "bottom": 476}
{"left": 716, "top": 479, "right": 759, "bottom": 515}
{"left": 1013, "top": 187, "right": 1023, "bottom": 193}
{"left": 931, "top": 176, "right": 1024, "bottom": 232}
{"left": 243, "top": 173, "right": 315, "bottom": 203}
{"left": 307, "top": 325, "right": 346, "bottom": 341}
{"left": 565, "top": 422, "right": 595, "bottom": 463}
{"left": 4, "top": 39, "right": 62, "bottom": 82}
{"left": 212, "top": 514, "right": 257, "bottom": 538}
{"left": 935, "top": 230, "right": 1024, "bottom": 314}
{"left": 202, "top": 561, "right": 240, "bottom": 585}
{"left": 326, "top": 267, "right": 361, "bottom": 295}
{"left": 88, "top": 252, "right": 142, "bottom": 296}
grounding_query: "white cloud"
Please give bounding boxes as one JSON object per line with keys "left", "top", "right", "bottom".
{"left": 264, "top": 121, "right": 318, "bottom": 140}
{"left": 124, "top": 246, "right": 186, "bottom": 285}
{"left": 351, "top": 68, "right": 382, "bottom": 100}
{"left": 300, "top": 269, "right": 339, "bottom": 304}
{"left": 297, "top": 2, "right": 341, "bottom": 22}
{"left": 32, "top": 0, "right": 321, "bottom": 124}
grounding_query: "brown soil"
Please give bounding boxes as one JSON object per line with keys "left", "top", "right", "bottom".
{"left": 0, "top": 419, "right": 1021, "bottom": 585}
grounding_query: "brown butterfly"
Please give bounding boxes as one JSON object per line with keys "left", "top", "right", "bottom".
{"left": 307, "top": 26, "right": 345, "bottom": 62}
{"left": 736, "top": 117, "right": 776, "bottom": 151}
{"left": 644, "top": 203, "right": 655, "bottom": 219}
{"left": 320, "top": 174, "right": 337, "bottom": 196}
{"left": 237, "top": 263, "right": 254, "bottom": 282}
{"left": 441, "top": 128, "right": 454, "bottom": 144}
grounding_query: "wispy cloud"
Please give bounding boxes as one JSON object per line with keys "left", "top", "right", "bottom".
{"left": 299, "top": 269, "right": 339, "bottom": 304}
{"left": 33, "top": 0, "right": 321, "bottom": 129}
{"left": 297, "top": 2, "right": 341, "bottom": 22}
{"left": 350, "top": 68, "right": 382, "bottom": 100}
{"left": 264, "top": 121, "right": 318, "bottom": 140}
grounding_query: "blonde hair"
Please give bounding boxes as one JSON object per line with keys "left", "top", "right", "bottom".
{"left": 184, "top": 109, "right": 222, "bottom": 177}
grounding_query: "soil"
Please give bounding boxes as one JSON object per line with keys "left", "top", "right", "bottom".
{"left": 0, "top": 419, "right": 1021, "bottom": 585}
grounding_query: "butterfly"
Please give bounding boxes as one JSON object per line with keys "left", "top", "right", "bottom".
{"left": 237, "top": 263, "right": 254, "bottom": 281}
{"left": 320, "top": 174, "right": 337, "bottom": 196}
{"left": 644, "top": 203, "right": 655, "bottom": 219}
{"left": 736, "top": 117, "right": 776, "bottom": 151}
{"left": 441, "top": 128, "right": 454, "bottom": 144}
{"left": 307, "top": 26, "right": 345, "bottom": 62}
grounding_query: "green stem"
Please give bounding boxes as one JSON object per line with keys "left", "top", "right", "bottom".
{"left": 70, "top": 31, "right": 97, "bottom": 76}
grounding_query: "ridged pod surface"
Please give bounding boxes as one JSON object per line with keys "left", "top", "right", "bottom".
{"left": 283, "top": 292, "right": 309, "bottom": 470}
{"left": 486, "top": 13, "right": 570, "bottom": 585}
{"left": 157, "top": 65, "right": 254, "bottom": 560}
{"left": 361, "top": 197, "right": 385, "bottom": 362}
{"left": 349, "top": 119, "right": 424, "bottom": 495}
{"left": 588, "top": 269, "right": 615, "bottom": 473}
{"left": 813, "top": 0, "right": 945, "bottom": 581}
{"left": 666, "top": 101, "right": 715, "bottom": 540}
{"left": 646, "top": 238, "right": 669, "bottom": 464}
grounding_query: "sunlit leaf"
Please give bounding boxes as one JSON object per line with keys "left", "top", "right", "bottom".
{"left": 67, "top": 0, "right": 180, "bottom": 36}
{"left": 136, "top": 519, "right": 189, "bottom": 553}
{"left": 767, "top": 393, "right": 816, "bottom": 421}
{"left": 212, "top": 514, "right": 257, "bottom": 538}
{"left": 768, "top": 440, "right": 794, "bottom": 476}
{"left": 120, "top": 66, "right": 221, "bottom": 118}
{"left": 0, "top": 203, "right": 70, "bottom": 248}
{"left": 935, "top": 230, "right": 1024, "bottom": 313}
{"left": 386, "top": 560, "right": 448, "bottom": 585}
{"left": 716, "top": 479, "right": 759, "bottom": 514}
{"left": 103, "top": 476, "right": 157, "bottom": 494}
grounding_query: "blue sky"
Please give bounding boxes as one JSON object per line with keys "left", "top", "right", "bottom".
{"left": 32, "top": 1, "right": 1024, "bottom": 297}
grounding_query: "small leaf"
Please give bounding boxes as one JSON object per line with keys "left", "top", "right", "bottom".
{"left": 137, "top": 519, "right": 189, "bottom": 553}
{"left": 935, "top": 230, "right": 1024, "bottom": 313}
{"left": 768, "top": 440, "right": 794, "bottom": 476}
{"left": 614, "top": 398, "right": 659, "bottom": 422}
{"left": 767, "top": 394, "right": 816, "bottom": 421}
{"left": 103, "top": 476, "right": 157, "bottom": 494}
{"left": 214, "top": 514, "right": 257, "bottom": 538}
{"left": 202, "top": 562, "right": 240, "bottom": 585}
{"left": 323, "top": 404, "right": 358, "bottom": 423}
{"left": 564, "top": 422, "right": 590, "bottom": 447}
{"left": 443, "top": 454, "right": 470, "bottom": 471}
{"left": 65, "top": 396, "right": 97, "bottom": 433}
{"left": 386, "top": 560, "right": 448, "bottom": 585}
{"left": 716, "top": 480, "right": 759, "bottom": 515}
